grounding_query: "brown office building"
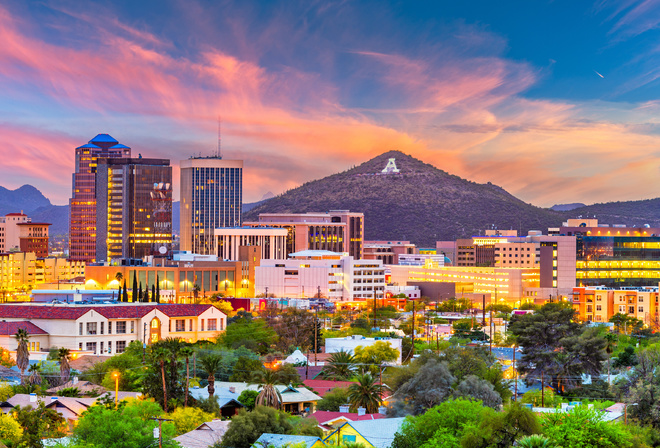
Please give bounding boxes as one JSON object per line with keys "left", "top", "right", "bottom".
{"left": 69, "top": 134, "right": 131, "bottom": 262}
{"left": 17, "top": 222, "right": 50, "bottom": 257}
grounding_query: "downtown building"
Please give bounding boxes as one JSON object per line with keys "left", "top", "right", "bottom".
{"left": 179, "top": 157, "right": 243, "bottom": 255}
{"left": 69, "top": 135, "right": 131, "bottom": 262}
{"left": 0, "top": 213, "right": 51, "bottom": 257}
{"left": 95, "top": 157, "right": 173, "bottom": 262}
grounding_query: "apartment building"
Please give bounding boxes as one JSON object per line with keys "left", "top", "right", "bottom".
{"left": 572, "top": 286, "right": 659, "bottom": 327}
{"left": 0, "top": 253, "right": 84, "bottom": 294}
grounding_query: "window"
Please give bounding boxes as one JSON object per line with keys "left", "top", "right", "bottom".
{"left": 201, "top": 319, "right": 205, "bottom": 331}
{"left": 87, "top": 322, "right": 97, "bottom": 335}
{"left": 639, "top": 306, "right": 644, "bottom": 313}
{"left": 29, "top": 342, "right": 40, "bottom": 352}
{"left": 131, "top": 322, "right": 135, "bottom": 333}
{"left": 116, "top": 341, "right": 127, "bottom": 353}
{"left": 100, "top": 342, "right": 104, "bottom": 354}
{"left": 116, "top": 321, "right": 127, "bottom": 334}
{"left": 108, "top": 341, "right": 112, "bottom": 354}
{"left": 208, "top": 319, "right": 217, "bottom": 331}
{"left": 596, "top": 305, "right": 602, "bottom": 311}
{"left": 108, "top": 322, "right": 112, "bottom": 334}
{"left": 342, "top": 436, "right": 356, "bottom": 443}
{"left": 79, "top": 323, "right": 83, "bottom": 335}
{"left": 86, "top": 342, "right": 97, "bottom": 354}
{"left": 79, "top": 342, "right": 83, "bottom": 350}
{"left": 189, "top": 319, "right": 193, "bottom": 332}
{"left": 100, "top": 322, "right": 104, "bottom": 335}
{"left": 629, "top": 306, "right": 635, "bottom": 314}
{"left": 175, "top": 320, "right": 185, "bottom": 332}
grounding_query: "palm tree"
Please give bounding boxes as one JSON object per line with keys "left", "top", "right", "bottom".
{"left": 199, "top": 353, "right": 223, "bottom": 398}
{"left": 15, "top": 329, "right": 29, "bottom": 384}
{"left": 58, "top": 348, "right": 71, "bottom": 384}
{"left": 321, "top": 350, "right": 357, "bottom": 380}
{"left": 152, "top": 347, "right": 170, "bottom": 412}
{"left": 253, "top": 369, "right": 282, "bottom": 410}
{"left": 28, "top": 364, "right": 42, "bottom": 386}
{"left": 348, "top": 373, "right": 382, "bottom": 414}
{"left": 180, "top": 346, "right": 194, "bottom": 407}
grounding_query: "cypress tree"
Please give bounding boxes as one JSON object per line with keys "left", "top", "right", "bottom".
{"left": 132, "top": 271, "right": 138, "bottom": 303}
{"left": 122, "top": 280, "right": 128, "bottom": 303}
{"left": 138, "top": 282, "right": 143, "bottom": 302}
{"left": 117, "top": 284, "right": 121, "bottom": 302}
{"left": 144, "top": 284, "right": 150, "bottom": 302}
{"left": 156, "top": 275, "right": 160, "bottom": 303}
{"left": 151, "top": 285, "right": 156, "bottom": 303}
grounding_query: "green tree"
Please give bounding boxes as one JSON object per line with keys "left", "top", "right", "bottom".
{"left": 0, "top": 412, "right": 22, "bottom": 446}
{"left": 15, "top": 328, "right": 29, "bottom": 384}
{"left": 142, "top": 341, "right": 185, "bottom": 411}
{"left": 72, "top": 398, "right": 176, "bottom": 448}
{"left": 272, "top": 363, "right": 301, "bottom": 386}
{"left": 219, "top": 406, "right": 320, "bottom": 448}
{"left": 200, "top": 353, "right": 223, "bottom": 398}
{"left": 230, "top": 357, "right": 265, "bottom": 382}
{"left": 353, "top": 341, "right": 399, "bottom": 374}
{"left": 122, "top": 280, "right": 128, "bottom": 303}
{"left": 317, "top": 387, "right": 350, "bottom": 412}
{"left": 453, "top": 375, "right": 502, "bottom": 409}
{"left": 156, "top": 274, "right": 161, "bottom": 302}
{"left": 167, "top": 406, "right": 215, "bottom": 435}
{"left": 180, "top": 346, "right": 194, "bottom": 406}
{"left": 461, "top": 402, "right": 541, "bottom": 448}
{"left": 516, "top": 434, "right": 554, "bottom": 448}
{"left": 392, "top": 358, "right": 455, "bottom": 416}
{"left": 152, "top": 347, "right": 170, "bottom": 412}
{"left": 58, "top": 347, "right": 71, "bottom": 384}
{"left": 13, "top": 401, "right": 67, "bottom": 448}
{"left": 254, "top": 369, "right": 283, "bottom": 409}
{"left": 521, "top": 388, "right": 562, "bottom": 408}
{"left": 222, "top": 318, "right": 277, "bottom": 354}
{"left": 237, "top": 390, "right": 259, "bottom": 411}
{"left": 542, "top": 405, "right": 631, "bottom": 448}
{"left": 348, "top": 373, "right": 383, "bottom": 414}
{"left": 27, "top": 363, "right": 42, "bottom": 386}
{"left": 132, "top": 270, "right": 138, "bottom": 302}
{"left": 321, "top": 350, "right": 357, "bottom": 380}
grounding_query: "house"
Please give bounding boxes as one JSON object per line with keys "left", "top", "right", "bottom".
{"left": 0, "top": 303, "right": 226, "bottom": 356}
{"left": 302, "top": 380, "right": 355, "bottom": 398}
{"left": 174, "top": 420, "right": 230, "bottom": 448}
{"left": 310, "top": 410, "right": 386, "bottom": 433}
{"left": 47, "top": 379, "right": 106, "bottom": 396}
{"left": 324, "top": 418, "right": 405, "bottom": 448}
{"left": 191, "top": 382, "right": 322, "bottom": 415}
{"left": 254, "top": 433, "right": 326, "bottom": 448}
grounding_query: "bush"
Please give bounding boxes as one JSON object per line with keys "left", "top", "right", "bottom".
{"left": 167, "top": 406, "right": 215, "bottom": 435}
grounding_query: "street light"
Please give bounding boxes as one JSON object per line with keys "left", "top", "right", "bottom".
{"left": 112, "top": 372, "right": 120, "bottom": 409}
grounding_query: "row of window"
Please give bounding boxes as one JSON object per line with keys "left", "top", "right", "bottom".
{"left": 80, "top": 321, "right": 131, "bottom": 336}
{"left": 79, "top": 340, "right": 127, "bottom": 355}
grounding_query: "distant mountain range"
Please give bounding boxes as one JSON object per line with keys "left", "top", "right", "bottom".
{"left": 2, "top": 153, "right": 660, "bottom": 244}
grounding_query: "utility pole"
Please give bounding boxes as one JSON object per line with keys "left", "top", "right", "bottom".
{"left": 513, "top": 344, "right": 517, "bottom": 401}
{"left": 314, "top": 305, "right": 318, "bottom": 366}
{"left": 150, "top": 417, "right": 173, "bottom": 448}
{"left": 541, "top": 371, "right": 545, "bottom": 407}
{"left": 411, "top": 300, "right": 416, "bottom": 357}
{"left": 489, "top": 306, "right": 493, "bottom": 354}
{"left": 373, "top": 288, "right": 377, "bottom": 329}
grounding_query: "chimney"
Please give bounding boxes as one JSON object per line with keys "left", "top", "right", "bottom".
{"left": 229, "top": 387, "right": 235, "bottom": 393}
{"left": 339, "top": 405, "right": 349, "bottom": 413}
{"left": 29, "top": 393, "right": 36, "bottom": 403}
{"left": 357, "top": 407, "right": 366, "bottom": 416}
{"left": 378, "top": 406, "right": 387, "bottom": 415}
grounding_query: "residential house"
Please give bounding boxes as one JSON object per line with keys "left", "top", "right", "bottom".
{"left": 310, "top": 410, "right": 386, "bottom": 433}
{"left": 254, "top": 433, "right": 326, "bottom": 448}
{"left": 174, "top": 420, "right": 230, "bottom": 448}
{"left": 324, "top": 418, "right": 405, "bottom": 448}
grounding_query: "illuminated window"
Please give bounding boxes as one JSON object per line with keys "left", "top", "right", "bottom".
{"left": 208, "top": 319, "right": 217, "bottom": 331}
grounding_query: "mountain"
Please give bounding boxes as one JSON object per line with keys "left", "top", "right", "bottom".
{"left": 0, "top": 185, "right": 51, "bottom": 215}
{"left": 567, "top": 199, "right": 660, "bottom": 228}
{"left": 31, "top": 205, "right": 69, "bottom": 236}
{"left": 551, "top": 203, "right": 586, "bottom": 212}
{"left": 243, "top": 151, "right": 567, "bottom": 246}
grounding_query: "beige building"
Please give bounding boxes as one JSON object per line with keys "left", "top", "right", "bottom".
{"left": 572, "top": 286, "right": 659, "bottom": 326}
{"left": 214, "top": 227, "right": 288, "bottom": 260}
{"left": 180, "top": 157, "right": 243, "bottom": 255}
{"left": 0, "top": 252, "right": 84, "bottom": 295}
{"left": 0, "top": 303, "right": 227, "bottom": 356}
{"left": 0, "top": 213, "right": 30, "bottom": 252}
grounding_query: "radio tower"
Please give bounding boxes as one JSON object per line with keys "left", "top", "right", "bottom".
{"left": 217, "top": 115, "right": 222, "bottom": 159}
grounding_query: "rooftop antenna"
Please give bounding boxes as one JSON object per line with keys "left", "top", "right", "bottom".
{"left": 217, "top": 115, "right": 222, "bottom": 159}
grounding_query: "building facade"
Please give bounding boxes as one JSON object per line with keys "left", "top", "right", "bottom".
{"left": 0, "top": 253, "right": 85, "bottom": 295}
{"left": 245, "top": 211, "right": 364, "bottom": 259}
{"left": 95, "top": 157, "right": 173, "bottom": 262}
{"left": 180, "top": 157, "right": 243, "bottom": 255}
{"left": 363, "top": 241, "right": 416, "bottom": 265}
{"left": 69, "top": 134, "right": 131, "bottom": 262}
{"left": 0, "top": 213, "right": 29, "bottom": 253}
{"left": 214, "top": 227, "right": 288, "bottom": 261}
{"left": 17, "top": 222, "right": 50, "bottom": 257}
{"left": 572, "top": 286, "right": 659, "bottom": 327}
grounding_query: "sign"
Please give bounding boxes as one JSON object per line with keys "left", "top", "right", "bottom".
{"left": 381, "top": 158, "right": 400, "bottom": 174}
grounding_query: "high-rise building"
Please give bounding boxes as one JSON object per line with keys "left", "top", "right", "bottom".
{"left": 17, "top": 222, "right": 51, "bottom": 257}
{"left": 95, "top": 158, "right": 173, "bottom": 262}
{"left": 180, "top": 157, "right": 243, "bottom": 255}
{"left": 69, "top": 134, "right": 131, "bottom": 262}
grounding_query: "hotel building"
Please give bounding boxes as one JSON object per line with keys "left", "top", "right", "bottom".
{"left": 180, "top": 157, "right": 243, "bottom": 255}
{"left": 69, "top": 134, "right": 131, "bottom": 262}
{"left": 95, "top": 157, "right": 172, "bottom": 262}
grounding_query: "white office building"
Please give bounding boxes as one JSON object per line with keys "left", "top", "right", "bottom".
{"left": 214, "top": 227, "right": 288, "bottom": 261}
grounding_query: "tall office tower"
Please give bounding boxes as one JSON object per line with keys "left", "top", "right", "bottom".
{"left": 180, "top": 157, "right": 243, "bottom": 255}
{"left": 95, "top": 158, "right": 173, "bottom": 262}
{"left": 69, "top": 134, "right": 131, "bottom": 262}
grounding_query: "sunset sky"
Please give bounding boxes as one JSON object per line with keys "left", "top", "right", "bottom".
{"left": 2, "top": 0, "right": 660, "bottom": 207}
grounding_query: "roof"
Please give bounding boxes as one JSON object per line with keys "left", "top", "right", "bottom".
{"left": 296, "top": 366, "right": 323, "bottom": 380}
{"left": 16, "top": 222, "right": 51, "bottom": 226}
{"left": 89, "top": 134, "right": 118, "bottom": 144}
{"left": 69, "top": 356, "right": 107, "bottom": 372}
{"left": 289, "top": 250, "right": 341, "bottom": 257}
{"left": 3, "top": 395, "right": 95, "bottom": 417}
{"left": 174, "top": 420, "right": 230, "bottom": 448}
{"left": 190, "top": 383, "right": 322, "bottom": 404}
{"left": 0, "top": 321, "right": 48, "bottom": 335}
{"left": 108, "top": 144, "right": 130, "bottom": 149}
{"left": 303, "top": 380, "right": 355, "bottom": 397}
{"left": 255, "top": 433, "right": 325, "bottom": 447}
{"left": 47, "top": 380, "right": 106, "bottom": 395}
{"left": 329, "top": 418, "right": 405, "bottom": 448}
{"left": 311, "top": 411, "right": 386, "bottom": 425}
{"left": 0, "top": 304, "right": 218, "bottom": 321}
{"left": 5, "top": 213, "right": 27, "bottom": 217}
{"left": 75, "top": 143, "right": 101, "bottom": 150}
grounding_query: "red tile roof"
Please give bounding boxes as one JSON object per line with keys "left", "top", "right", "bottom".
{"left": 303, "top": 379, "right": 356, "bottom": 397}
{"left": 0, "top": 304, "right": 218, "bottom": 321}
{"left": 16, "top": 222, "right": 51, "bottom": 226}
{"left": 5, "top": 213, "right": 26, "bottom": 217}
{"left": 310, "top": 411, "right": 386, "bottom": 425}
{"left": 0, "top": 321, "right": 48, "bottom": 335}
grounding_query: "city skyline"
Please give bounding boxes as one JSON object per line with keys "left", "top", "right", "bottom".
{"left": 1, "top": 1, "right": 660, "bottom": 207}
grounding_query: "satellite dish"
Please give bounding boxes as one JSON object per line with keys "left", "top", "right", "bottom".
{"left": 158, "top": 246, "right": 167, "bottom": 255}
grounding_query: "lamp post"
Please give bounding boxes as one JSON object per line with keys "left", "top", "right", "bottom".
{"left": 112, "top": 372, "right": 120, "bottom": 409}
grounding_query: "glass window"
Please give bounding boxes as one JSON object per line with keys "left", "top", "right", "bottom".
{"left": 175, "top": 319, "right": 185, "bottom": 332}
{"left": 87, "top": 322, "right": 97, "bottom": 335}
{"left": 116, "top": 341, "right": 127, "bottom": 353}
{"left": 116, "top": 321, "right": 127, "bottom": 334}
{"left": 208, "top": 319, "right": 217, "bottom": 331}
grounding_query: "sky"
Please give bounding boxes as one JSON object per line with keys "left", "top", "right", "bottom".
{"left": 2, "top": 0, "right": 660, "bottom": 207}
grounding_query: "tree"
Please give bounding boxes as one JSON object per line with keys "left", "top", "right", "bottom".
{"left": 27, "top": 363, "right": 42, "bottom": 386}
{"left": 392, "top": 358, "right": 455, "bottom": 416}
{"left": 321, "top": 350, "right": 357, "bottom": 380}
{"left": 461, "top": 402, "right": 541, "bottom": 448}
{"left": 230, "top": 357, "right": 266, "bottom": 382}
{"left": 122, "top": 280, "right": 128, "bottom": 303}
{"left": 516, "top": 434, "right": 554, "bottom": 448}
{"left": 13, "top": 401, "right": 67, "bottom": 448}
{"left": 72, "top": 399, "right": 176, "bottom": 448}
{"left": 144, "top": 283, "right": 150, "bottom": 302}
{"left": 132, "top": 270, "right": 138, "bottom": 302}
{"left": 237, "top": 390, "right": 259, "bottom": 411}
{"left": 152, "top": 347, "right": 171, "bottom": 412}
{"left": 222, "top": 318, "right": 277, "bottom": 354}
{"left": 167, "top": 406, "right": 215, "bottom": 435}
{"left": 272, "top": 363, "right": 301, "bottom": 386}
{"left": 180, "top": 346, "right": 194, "bottom": 406}
{"left": 152, "top": 284, "right": 156, "bottom": 303}
{"left": 353, "top": 341, "right": 399, "bottom": 374}
{"left": 138, "top": 282, "right": 143, "bottom": 302}
{"left": 214, "top": 300, "right": 234, "bottom": 317}
{"left": 200, "top": 353, "right": 223, "bottom": 398}
{"left": 614, "top": 345, "right": 638, "bottom": 368}
{"left": 219, "top": 406, "right": 321, "bottom": 448}
{"left": 454, "top": 375, "right": 502, "bottom": 409}
{"left": 609, "top": 313, "right": 642, "bottom": 335}
{"left": 254, "top": 369, "right": 283, "bottom": 409}
{"left": 317, "top": 387, "right": 350, "bottom": 412}
{"left": 0, "top": 412, "right": 22, "bottom": 446}
{"left": 156, "top": 274, "right": 161, "bottom": 302}
{"left": 270, "top": 308, "right": 318, "bottom": 352}
{"left": 348, "top": 373, "right": 382, "bottom": 414}
{"left": 15, "top": 328, "right": 29, "bottom": 384}
{"left": 58, "top": 347, "right": 71, "bottom": 384}
{"left": 542, "top": 405, "right": 631, "bottom": 448}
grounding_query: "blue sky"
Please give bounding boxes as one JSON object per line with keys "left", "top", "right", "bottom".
{"left": 1, "top": 0, "right": 660, "bottom": 206}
